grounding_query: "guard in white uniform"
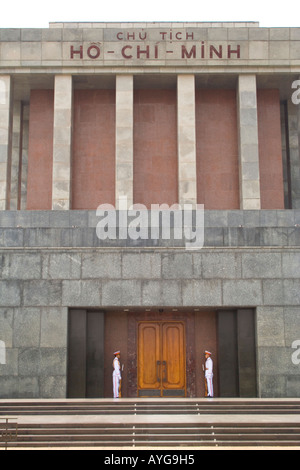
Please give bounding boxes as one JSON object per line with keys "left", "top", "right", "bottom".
{"left": 112, "top": 351, "right": 121, "bottom": 398}
{"left": 205, "top": 350, "right": 214, "bottom": 398}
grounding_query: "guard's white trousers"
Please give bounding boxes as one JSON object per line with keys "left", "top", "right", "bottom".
{"left": 206, "top": 374, "right": 214, "bottom": 398}
{"left": 113, "top": 374, "right": 121, "bottom": 398}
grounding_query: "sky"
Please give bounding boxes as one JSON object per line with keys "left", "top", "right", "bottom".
{"left": 0, "top": 0, "right": 299, "bottom": 29}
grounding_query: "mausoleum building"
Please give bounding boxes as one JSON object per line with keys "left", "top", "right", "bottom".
{"left": 0, "top": 21, "right": 300, "bottom": 399}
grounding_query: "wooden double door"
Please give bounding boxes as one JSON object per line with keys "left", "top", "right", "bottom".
{"left": 138, "top": 321, "right": 186, "bottom": 397}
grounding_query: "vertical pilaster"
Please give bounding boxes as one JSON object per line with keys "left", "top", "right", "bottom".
{"left": 115, "top": 75, "right": 134, "bottom": 209}
{"left": 177, "top": 74, "right": 197, "bottom": 206}
{"left": 0, "top": 75, "right": 12, "bottom": 210}
{"left": 52, "top": 75, "right": 73, "bottom": 210}
{"left": 297, "top": 81, "right": 300, "bottom": 208}
{"left": 10, "top": 101, "right": 22, "bottom": 210}
{"left": 285, "top": 100, "right": 299, "bottom": 208}
{"left": 20, "top": 105, "right": 29, "bottom": 210}
{"left": 237, "top": 75, "right": 261, "bottom": 209}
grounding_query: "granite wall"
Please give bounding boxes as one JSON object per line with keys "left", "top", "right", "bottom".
{"left": 0, "top": 209, "right": 299, "bottom": 398}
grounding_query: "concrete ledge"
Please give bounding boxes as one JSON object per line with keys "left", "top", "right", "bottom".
{"left": 0, "top": 210, "right": 299, "bottom": 248}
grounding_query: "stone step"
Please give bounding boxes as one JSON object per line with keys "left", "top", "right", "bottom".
{"left": 17, "top": 425, "right": 300, "bottom": 434}
{"left": 3, "top": 422, "right": 300, "bottom": 447}
{"left": 15, "top": 431, "right": 300, "bottom": 441}
{"left": 1, "top": 399, "right": 300, "bottom": 448}
{"left": 1, "top": 399, "right": 300, "bottom": 416}
{"left": 5, "top": 436, "right": 300, "bottom": 447}
{"left": 4, "top": 441, "right": 300, "bottom": 448}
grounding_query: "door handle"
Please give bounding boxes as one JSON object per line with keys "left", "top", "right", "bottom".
{"left": 157, "top": 361, "right": 161, "bottom": 382}
{"left": 162, "top": 361, "right": 167, "bottom": 382}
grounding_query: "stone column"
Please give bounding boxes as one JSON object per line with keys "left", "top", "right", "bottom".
{"left": 52, "top": 75, "right": 73, "bottom": 210}
{"left": 297, "top": 80, "right": 300, "bottom": 208}
{"left": 286, "top": 100, "right": 300, "bottom": 208}
{"left": 237, "top": 75, "right": 261, "bottom": 210}
{"left": 20, "top": 105, "right": 29, "bottom": 210}
{"left": 10, "top": 101, "right": 22, "bottom": 210}
{"left": 115, "top": 75, "right": 134, "bottom": 209}
{"left": 0, "top": 75, "right": 12, "bottom": 210}
{"left": 177, "top": 74, "right": 197, "bottom": 206}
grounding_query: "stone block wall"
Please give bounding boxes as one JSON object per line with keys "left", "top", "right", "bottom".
{"left": 0, "top": 209, "right": 299, "bottom": 398}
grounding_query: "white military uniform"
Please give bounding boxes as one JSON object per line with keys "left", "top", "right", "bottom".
{"left": 205, "top": 355, "right": 214, "bottom": 398}
{"left": 112, "top": 355, "right": 121, "bottom": 398}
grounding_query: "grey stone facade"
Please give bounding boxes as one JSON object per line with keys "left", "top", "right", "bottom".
{"left": 0, "top": 210, "right": 300, "bottom": 398}
{"left": 0, "top": 209, "right": 300, "bottom": 248}
{"left": 1, "top": 23, "right": 300, "bottom": 211}
{"left": 1, "top": 21, "right": 300, "bottom": 400}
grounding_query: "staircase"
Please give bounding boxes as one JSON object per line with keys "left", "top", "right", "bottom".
{"left": 1, "top": 399, "right": 300, "bottom": 448}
